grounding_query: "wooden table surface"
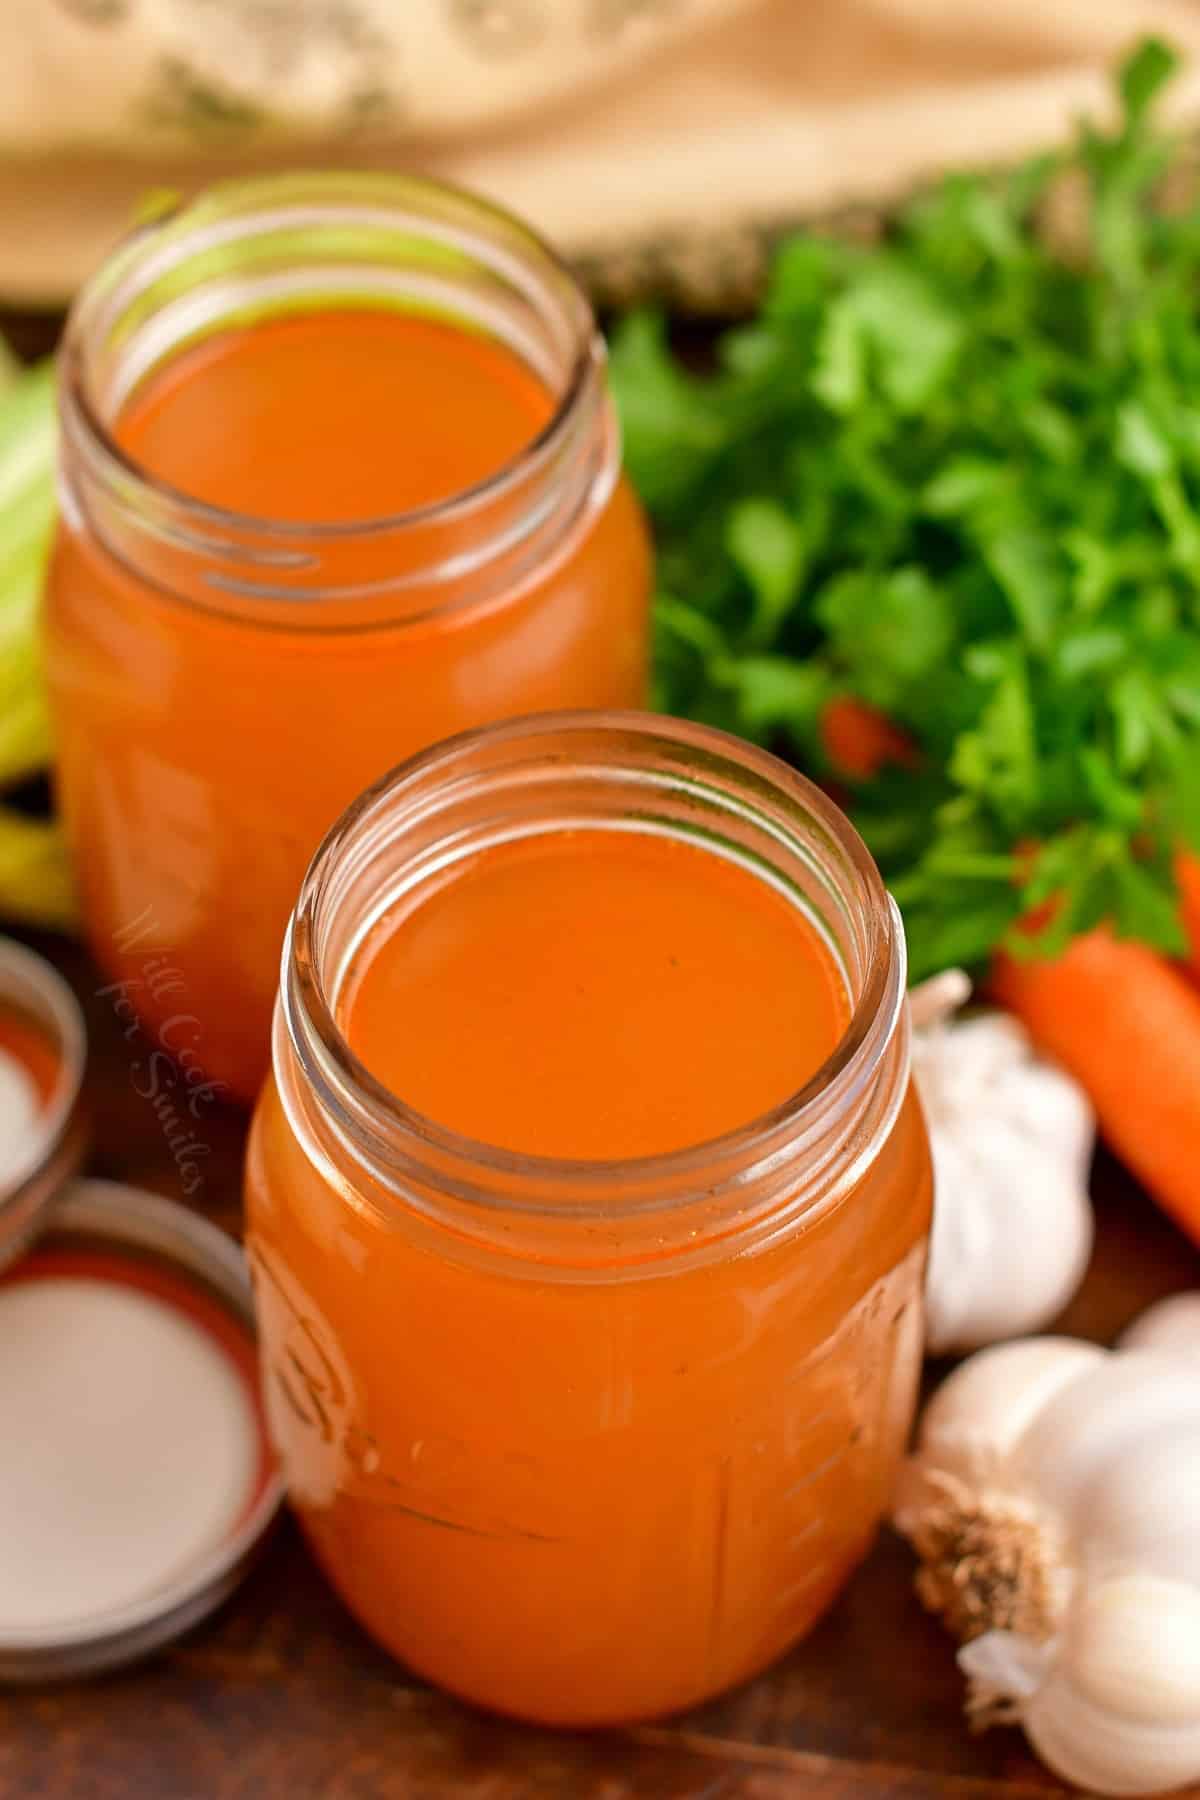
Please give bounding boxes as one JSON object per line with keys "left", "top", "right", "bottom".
{"left": 0, "top": 929, "right": 1196, "bottom": 1800}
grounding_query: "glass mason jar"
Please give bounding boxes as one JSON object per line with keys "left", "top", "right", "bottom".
{"left": 245, "top": 714, "right": 933, "bottom": 1727}
{"left": 44, "top": 175, "right": 650, "bottom": 1105}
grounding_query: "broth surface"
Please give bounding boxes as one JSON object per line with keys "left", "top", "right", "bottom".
{"left": 340, "top": 828, "right": 850, "bottom": 1158}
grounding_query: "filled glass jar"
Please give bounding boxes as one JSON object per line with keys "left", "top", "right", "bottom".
{"left": 44, "top": 176, "right": 650, "bottom": 1104}
{"left": 245, "top": 713, "right": 933, "bottom": 1726}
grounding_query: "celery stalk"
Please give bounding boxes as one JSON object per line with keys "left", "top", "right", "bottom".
{"left": 0, "top": 470, "right": 54, "bottom": 787}
{"left": 0, "top": 808, "right": 76, "bottom": 930}
{"left": 0, "top": 361, "right": 55, "bottom": 520}
{"left": 0, "top": 350, "right": 69, "bottom": 929}
{"left": 0, "top": 483, "right": 55, "bottom": 574}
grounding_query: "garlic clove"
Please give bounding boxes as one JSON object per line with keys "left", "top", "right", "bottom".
{"left": 1120, "top": 1292, "right": 1200, "bottom": 1358}
{"left": 999, "top": 1055, "right": 1095, "bottom": 1171}
{"left": 1084, "top": 1419, "right": 1200, "bottom": 1589}
{"left": 1019, "top": 1576, "right": 1200, "bottom": 1797}
{"left": 1025, "top": 1680, "right": 1200, "bottom": 1798}
{"left": 1015, "top": 1351, "right": 1200, "bottom": 1537}
{"left": 924, "top": 1125, "right": 1093, "bottom": 1353}
{"left": 917, "top": 1337, "right": 1106, "bottom": 1481}
{"left": 914, "top": 1013, "right": 1029, "bottom": 1119}
{"left": 923, "top": 1131, "right": 996, "bottom": 1353}
{"left": 1067, "top": 1574, "right": 1200, "bottom": 1727}
{"left": 914, "top": 1009, "right": 1096, "bottom": 1355}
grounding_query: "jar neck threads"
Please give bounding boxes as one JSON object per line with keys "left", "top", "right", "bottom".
{"left": 58, "top": 174, "right": 613, "bottom": 625}
{"left": 276, "top": 713, "right": 910, "bottom": 1275}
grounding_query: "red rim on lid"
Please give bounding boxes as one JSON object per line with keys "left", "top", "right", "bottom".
{"left": 0, "top": 938, "right": 88, "bottom": 1270}
{"left": 0, "top": 938, "right": 282, "bottom": 1681}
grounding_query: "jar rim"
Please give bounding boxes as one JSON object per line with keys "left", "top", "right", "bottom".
{"left": 281, "top": 711, "right": 907, "bottom": 1213}
{"left": 59, "top": 169, "right": 601, "bottom": 547}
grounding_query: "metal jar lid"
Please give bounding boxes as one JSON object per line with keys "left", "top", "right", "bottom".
{"left": 0, "top": 937, "right": 283, "bottom": 1681}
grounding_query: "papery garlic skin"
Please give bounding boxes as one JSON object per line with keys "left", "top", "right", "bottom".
{"left": 1085, "top": 1421, "right": 1200, "bottom": 1589}
{"left": 918, "top": 1336, "right": 1106, "bottom": 1479}
{"left": 914, "top": 1012, "right": 1095, "bottom": 1354}
{"left": 1014, "top": 1351, "right": 1200, "bottom": 1536}
{"left": 896, "top": 1337, "right": 1200, "bottom": 1796}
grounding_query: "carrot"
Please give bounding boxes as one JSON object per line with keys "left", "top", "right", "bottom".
{"left": 820, "top": 697, "right": 915, "bottom": 781}
{"left": 1174, "top": 847, "right": 1200, "bottom": 979}
{"left": 991, "top": 926, "right": 1200, "bottom": 1246}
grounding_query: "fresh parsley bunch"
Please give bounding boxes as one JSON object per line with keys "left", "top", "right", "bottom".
{"left": 611, "top": 39, "right": 1200, "bottom": 981}
{"left": 0, "top": 344, "right": 73, "bottom": 929}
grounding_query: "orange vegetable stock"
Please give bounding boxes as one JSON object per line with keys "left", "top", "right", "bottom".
{"left": 341, "top": 830, "right": 849, "bottom": 1159}
{"left": 246, "top": 736, "right": 932, "bottom": 1726}
{"left": 46, "top": 305, "right": 649, "bottom": 1101}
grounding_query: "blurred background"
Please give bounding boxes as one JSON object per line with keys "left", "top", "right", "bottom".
{"left": 7, "top": 0, "right": 1200, "bottom": 316}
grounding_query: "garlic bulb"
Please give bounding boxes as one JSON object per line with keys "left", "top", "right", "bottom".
{"left": 895, "top": 1336, "right": 1200, "bottom": 1796}
{"left": 1120, "top": 1293, "right": 1200, "bottom": 1358}
{"left": 911, "top": 975, "right": 1096, "bottom": 1354}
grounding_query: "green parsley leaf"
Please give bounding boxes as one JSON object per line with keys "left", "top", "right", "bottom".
{"left": 610, "top": 39, "right": 1200, "bottom": 977}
